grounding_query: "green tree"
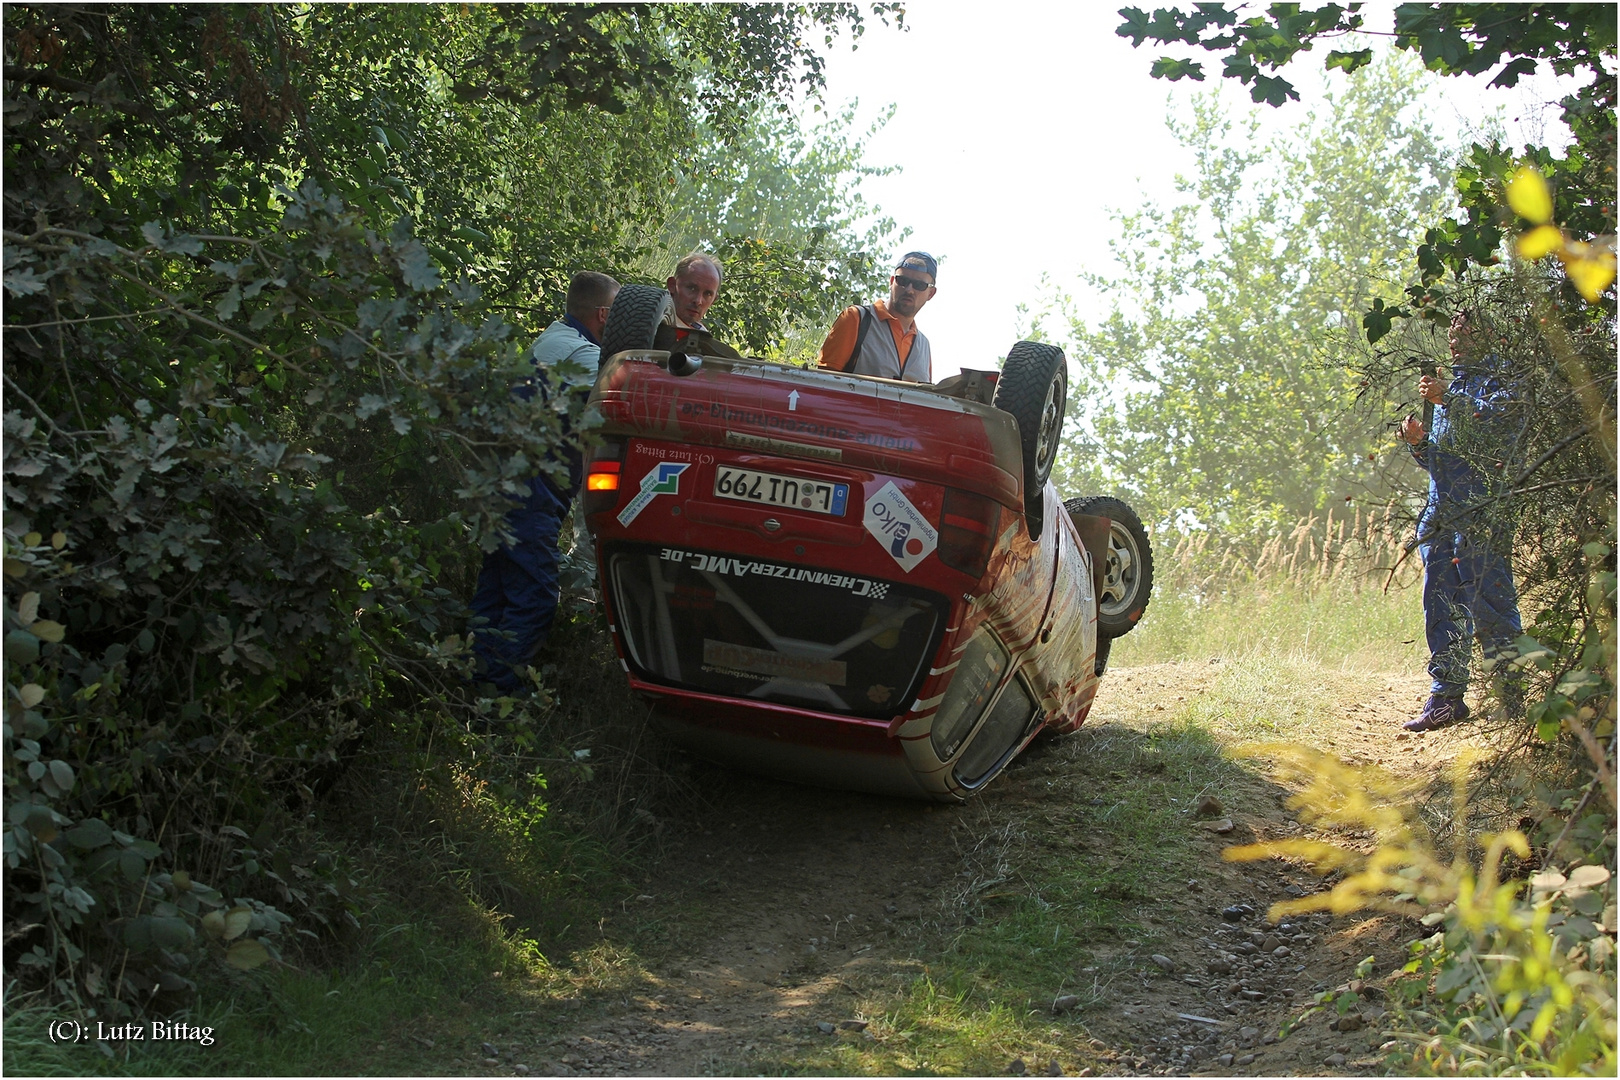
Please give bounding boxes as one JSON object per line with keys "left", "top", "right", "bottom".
{"left": 1, "top": 1, "right": 895, "bottom": 1015}
{"left": 1116, "top": 2, "right": 1617, "bottom": 327}
{"left": 653, "top": 101, "right": 904, "bottom": 357}
{"left": 1116, "top": 12, "right": 1617, "bottom": 1070}
{"left": 1054, "top": 58, "right": 1451, "bottom": 533}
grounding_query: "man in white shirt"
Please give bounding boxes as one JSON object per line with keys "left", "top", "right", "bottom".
{"left": 469, "top": 271, "right": 618, "bottom": 693}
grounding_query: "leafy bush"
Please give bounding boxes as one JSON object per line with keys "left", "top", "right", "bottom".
{"left": 3, "top": 176, "right": 568, "bottom": 1013}
{"left": 3, "top": 0, "right": 893, "bottom": 1022}
{"left": 1229, "top": 747, "right": 1615, "bottom": 1074}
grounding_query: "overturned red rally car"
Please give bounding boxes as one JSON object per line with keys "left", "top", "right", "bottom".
{"left": 580, "top": 285, "right": 1152, "bottom": 801}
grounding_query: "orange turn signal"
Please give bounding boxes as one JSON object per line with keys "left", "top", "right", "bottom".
{"left": 582, "top": 440, "right": 626, "bottom": 516}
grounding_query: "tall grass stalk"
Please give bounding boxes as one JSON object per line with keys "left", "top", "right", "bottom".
{"left": 1114, "top": 508, "right": 1425, "bottom": 671}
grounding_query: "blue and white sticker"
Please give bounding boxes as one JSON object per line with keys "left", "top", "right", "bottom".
{"left": 618, "top": 462, "right": 690, "bottom": 526}
{"left": 863, "top": 480, "right": 938, "bottom": 573}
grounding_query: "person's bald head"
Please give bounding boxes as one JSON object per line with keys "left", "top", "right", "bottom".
{"left": 667, "top": 253, "right": 723, "bottom": 327}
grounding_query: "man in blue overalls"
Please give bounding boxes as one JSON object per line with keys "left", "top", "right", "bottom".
{"left": 470, "top": 271, "right": 619, "bottom": 693}
{"left": 1399, "top": 309, "right": 1523, "bottom": 732}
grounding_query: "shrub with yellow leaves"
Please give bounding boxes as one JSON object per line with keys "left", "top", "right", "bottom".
{"left": 1226, "top": 745, "right": 1615, "bottom": 1075}
{"left": 1508, "top": 166, "right": 1617, "bottom": 304}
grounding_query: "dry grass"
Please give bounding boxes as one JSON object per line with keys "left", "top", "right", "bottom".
{"left": 1115, "top": 507, "right": 1426, "bottom": 673}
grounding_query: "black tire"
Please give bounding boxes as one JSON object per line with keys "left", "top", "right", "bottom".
{"left": 601, "top": 283, "right": 672, "bottom": 362}
{"left": 993, "top": 341, "right": 1067, "bottom": 533}
{"left": 1063, "top": 495, "right": 1152, "bottom": 639}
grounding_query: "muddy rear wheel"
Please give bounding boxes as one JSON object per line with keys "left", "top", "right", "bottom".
{"left": 601, "top": 283, "right": 673, "bottom": 362}
{"left": 994, "top": 341, "right": 1067, "bottom": 540}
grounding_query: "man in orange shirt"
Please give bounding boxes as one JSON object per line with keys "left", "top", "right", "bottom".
{"left": 817, "top": 251, "right": 936, "bottom": 382}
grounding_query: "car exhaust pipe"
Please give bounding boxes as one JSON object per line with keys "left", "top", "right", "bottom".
{"left": 667, "top": 352, "right": 703, "bottom": 377}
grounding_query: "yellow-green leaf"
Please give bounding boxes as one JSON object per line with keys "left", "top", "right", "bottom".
{"left": 30, "top": 620, "right": 64, "bottom": 643}
{"left": 1564, "top": 251, "right": 1616, "bottom": 302}
{"left": 19, "top": 683, "right": 44, "bottom": 707}
{"left": 16, "top": 592, "right": 39, "bottom": 625}
{"left": 200, "top": 910, "right": 227, "bottom": 940}
{"left": 22, "top": 532, "right": 41, "bottom": 548}
{"left": 1516, "top": 224, "right": 1563, "bottom": 260}
{"left": 50, "top": 531, "right": 66, "bottom": 550}
{"left": 172, "top": 870, "right": 193, "bottom": 892}
{"left": 221, "top": 905, "right": 253, "bottom": 941}
{"left": 225, "top": 938, "right": 270, "bottom": 970}
{"left": 1506, "top": 166, "right": 1553, "bottom": 224}
{"left": 4, "top": 559, "right": 25, "bottom": 578}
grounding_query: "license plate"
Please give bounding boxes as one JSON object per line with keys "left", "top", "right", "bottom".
{"left": 713, "top": 467, "right": 849, "bottom": 516}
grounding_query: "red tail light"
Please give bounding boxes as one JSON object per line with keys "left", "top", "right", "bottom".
{"left": 937, "top": 487, "right": 999, "bottom": 579}
{"left": 582, "top": 440, "right": 626, "bottom": 516}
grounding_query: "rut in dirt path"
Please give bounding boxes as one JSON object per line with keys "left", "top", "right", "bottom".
{"left": 459, "top": 659, "right": 1470, "bottom": 1077}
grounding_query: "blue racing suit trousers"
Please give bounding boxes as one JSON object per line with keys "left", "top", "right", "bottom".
{"left": 1419, "top": 523, "right": 1522, "bottom": 699}
{"left": 469, "top": 477, "right": 570, "bottom": 693}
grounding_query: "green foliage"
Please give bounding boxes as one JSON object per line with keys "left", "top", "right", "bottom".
{"left": 1389, "top": 854, "right": 1616, "bottom": 1074}
{"left": 1346, "top": 269, "right": 1614, "bottom": 1079}
{"left": 1229, "top": 742, "right": 1616, "bottom": 1074}
{"left": 1118, "top": 2, "right": 1617, "bottom": 324}
{"left": 1519, "top": 542, "right": 1615, "bottom": 747}
{"left": 1357, "top": 270, "right": 1617, "bottom": 725}
{"left": 650, "top": 102, "right": 903, "bottom": 357}
{"left": 1118, "top": 2, "right": 1365, "bottom": 106}
{"left": 2, "top": 176, "right": 546, "bottom": 1016}
{"left": 1051, "top": 58, "right": 1450, "bottom": 533}
{"left": 2, "top": 0, "right": 889, "bottom": 1022}
{"left": 453, "top": 4, "right": 904, "bottom": 124}
{"left": 1119, "top": 4, "right": 1613, "bottom": 100}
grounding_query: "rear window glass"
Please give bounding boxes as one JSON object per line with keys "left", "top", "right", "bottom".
{"left": 607, "top": 542, "right": 947, "bottom": 718}
{"left": 954, "top": 675, "right": 1037, "bottom": 787}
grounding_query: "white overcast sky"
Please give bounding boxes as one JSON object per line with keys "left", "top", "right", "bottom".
{"left": 812, "top": 1, "right": 1583, "bottom": 379}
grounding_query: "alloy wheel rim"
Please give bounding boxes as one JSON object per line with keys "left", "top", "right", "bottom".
{"left": 1034, "top": 376, "right": 1063, "bottom": 475}
{"left": 1098, "top": 521, "right": 1139, "bottom": 616}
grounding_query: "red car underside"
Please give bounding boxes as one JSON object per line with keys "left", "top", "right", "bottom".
{"left": 583, "top": 352, "right": 1102, "bottom": 800}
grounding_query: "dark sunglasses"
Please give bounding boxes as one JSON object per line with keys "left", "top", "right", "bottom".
{"left": 893, "top": 275, "right": 934, "bottom": 291}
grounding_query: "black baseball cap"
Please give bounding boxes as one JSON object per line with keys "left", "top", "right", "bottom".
{"left": 895, "top": 251, "right": 938, "bottom": 280}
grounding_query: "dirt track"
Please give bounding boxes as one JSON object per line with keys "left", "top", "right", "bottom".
{"left": 446, "top": 659, "right": 1493, "bottom": 1077}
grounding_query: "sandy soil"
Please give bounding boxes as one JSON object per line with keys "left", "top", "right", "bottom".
{"left": 444, "top": 659, "right": 1498, "bottom": 1078}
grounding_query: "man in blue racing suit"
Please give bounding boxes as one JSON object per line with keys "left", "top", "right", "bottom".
{"left": 469, "top": 270, "right": 619, "bottom": 693}
{"left": 1399, "top": 309, "right": 1523, "bottom": 732}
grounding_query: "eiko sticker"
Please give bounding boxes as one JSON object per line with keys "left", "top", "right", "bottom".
{"left": 863, "top": 480, "right": 938, "bottom": 573}
{"left": 618, "top": 462, "right": 690, "bottom": 526}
